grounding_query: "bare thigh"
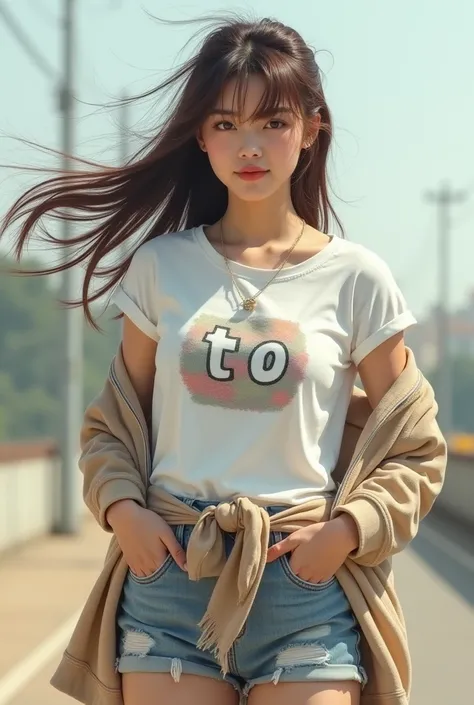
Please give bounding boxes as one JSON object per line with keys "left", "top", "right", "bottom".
{"left": 122, "top": 672, "right": 239, "bottom": 705}
{"left": 247, "top": 680, "right": 361, "bottom": 705}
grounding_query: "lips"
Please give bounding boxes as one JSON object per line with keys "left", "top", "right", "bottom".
{"left": 237, "top": 166, "right": 268, "bottom": 174}
{"left": 236, "top": 166, "right": 269, "bottom": 181}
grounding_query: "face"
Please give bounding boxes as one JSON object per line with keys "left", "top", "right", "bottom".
{"left": 198, "top": 75, "right": 320, "bottom": 203}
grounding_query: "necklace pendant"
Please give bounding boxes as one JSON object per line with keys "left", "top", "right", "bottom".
{"left": 242, "top": 298, "right": 256, "bottom": 311}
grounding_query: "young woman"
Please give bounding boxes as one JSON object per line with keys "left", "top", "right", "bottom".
{"left": 2, "top": 16, "right": 446, "bottom": 705}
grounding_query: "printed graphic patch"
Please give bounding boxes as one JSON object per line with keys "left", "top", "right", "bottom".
{"left": 180, "top": 314, "right": 308, "bottom": 411}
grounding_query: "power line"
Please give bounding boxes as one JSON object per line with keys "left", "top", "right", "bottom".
{"left": 0, "top": 2, "right": 57, "bottom": 82}
{"left": 0, "top": 2, "right": 108, "bottom": 108}
{"left": 27, "top": 0, "right": 60, "bottom": 25}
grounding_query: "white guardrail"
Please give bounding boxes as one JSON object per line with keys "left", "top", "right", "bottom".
{"left": 0, "top": 440, "right": 472, "bottom": 554}
{"left": 0, "top": 441, "right": 84, "bottom": 554}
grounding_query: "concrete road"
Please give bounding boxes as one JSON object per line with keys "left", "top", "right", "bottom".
{"left": 0, "top": 511, "right": 472, "bottom": 705}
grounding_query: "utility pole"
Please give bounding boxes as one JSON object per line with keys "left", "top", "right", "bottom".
{"left": 2, "top": 0, "right": 121, "bottom": 534}
{"left": 119, "top": 89, "right": 129, "bottom": 166}
{"left": 57, "top": 0, "right": 82, "bottom": 534}
{"left": 0, "top": 0, "right": 80, "bottom": 533}
{"left": 118, "top": 90, "right": 131, "bottom": 260}
{"left": 425, "top": 181, "right": 468, "bottom": 439}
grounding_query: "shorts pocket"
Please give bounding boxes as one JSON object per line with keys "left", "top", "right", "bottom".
{"left": 273, "top": 531, "right": 338, "bottom": 592}
{"left": 128, "top": 524, "right": 185, "bottom": 585}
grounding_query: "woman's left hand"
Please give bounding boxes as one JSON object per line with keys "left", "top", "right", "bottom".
{"left": 266, "top": 515, "right": 360, "bottom": 584}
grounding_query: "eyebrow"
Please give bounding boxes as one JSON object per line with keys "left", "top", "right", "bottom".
{"left": 208, "top": 106, "right": 292, "bottom": 117}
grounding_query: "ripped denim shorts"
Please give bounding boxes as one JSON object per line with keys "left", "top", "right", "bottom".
{"left": 116, "top": 496, "right": 367, "bottom": 698}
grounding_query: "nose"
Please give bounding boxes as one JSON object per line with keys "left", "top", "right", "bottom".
{"left": 238, "top": 139, "right": 263, "bottom": 160}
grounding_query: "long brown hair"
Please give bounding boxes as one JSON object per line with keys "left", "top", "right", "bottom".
{"left": 1, "top": 14, "right": 342, "bottom": 327}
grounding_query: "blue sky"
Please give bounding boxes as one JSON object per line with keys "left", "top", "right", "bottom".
{"left": 1, "top": 0, "right": 473, "bottom": 319}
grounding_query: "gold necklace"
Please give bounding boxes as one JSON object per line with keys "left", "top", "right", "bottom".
{"left": 219, "top": 218, "right": 306, "bottom": 311}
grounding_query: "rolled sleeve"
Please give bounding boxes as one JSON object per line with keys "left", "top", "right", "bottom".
{"left": 111, "top": 241, "right": 161, "bottom": 341}
{"left": 352, "top": 311, "right": 417, "bottom": 366}
{"left": 351, "top": 248, "right": 417, "bottom": 365}
{"left": 112, "top": 285, "right": 160, "bottom": 341}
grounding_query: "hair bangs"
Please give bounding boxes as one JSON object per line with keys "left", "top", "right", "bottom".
{"left": 206, "top": 47, "right": 307, "bottom": 123}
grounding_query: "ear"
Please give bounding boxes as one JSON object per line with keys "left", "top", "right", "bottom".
{"left": 302, "top": 112, "right": 322, "bottom": 150}
{"left": 196, "top": 129, "right": 207, "bottom": 152}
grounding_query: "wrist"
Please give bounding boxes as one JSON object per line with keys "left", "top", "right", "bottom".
{"left": 106, "top": 499, "right": 140, "bottom": 528}
{"left": 334, "top": 514, "right": 360, "bottom": 553}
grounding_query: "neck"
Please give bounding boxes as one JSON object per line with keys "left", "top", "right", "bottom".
{"left": 222, "top": 187, "right": 302, "bottom": 246}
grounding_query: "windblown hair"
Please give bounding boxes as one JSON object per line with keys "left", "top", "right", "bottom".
{"left": 1, "top": 14, "right": 341, "bottom": 327}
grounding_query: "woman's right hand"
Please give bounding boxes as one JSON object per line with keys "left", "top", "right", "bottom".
{"left": 106, "top": 499, "right": 188, "bottom": 577}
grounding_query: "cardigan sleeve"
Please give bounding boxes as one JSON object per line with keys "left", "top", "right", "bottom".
{"left": 334, "top": 378, "right": 447, "bottom": 566}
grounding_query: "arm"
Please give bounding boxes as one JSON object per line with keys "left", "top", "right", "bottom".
{"left": 121, "top": 314, "right": 157, "bottom": 424}
{"left": 105, "top": 316, "right": 157, "bottom": 527}
{"left": 335, "top": 335, "right": 447, "bottom": 566}
{"left": 357, "top": 333, "right": 407, "bottom": 410}
{"left": 80, "top": 316, "right": 157, "bottom": 530}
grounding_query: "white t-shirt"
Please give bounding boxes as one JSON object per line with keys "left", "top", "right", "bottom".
{"left": 111, "top": 225, "right": 416, "bottom": 505}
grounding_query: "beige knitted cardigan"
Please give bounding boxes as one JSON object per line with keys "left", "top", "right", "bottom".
{"left": 50, "top": 346, "right": 446, "bottom": 705}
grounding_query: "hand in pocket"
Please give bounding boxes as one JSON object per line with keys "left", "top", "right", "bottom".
{"left": 107, "top": 500, "right": 187, "bottom": 578}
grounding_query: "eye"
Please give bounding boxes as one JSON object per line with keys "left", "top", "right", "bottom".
{"left": 266, "top": 119, "right": 286, "bottom": 129}
{"left": 214, "top": 121, "right": 235, "bottom": 131}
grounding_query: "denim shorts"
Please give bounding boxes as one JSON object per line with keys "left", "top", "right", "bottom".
{"left": 116, "top": 497, "right": 367, "bottom": 697}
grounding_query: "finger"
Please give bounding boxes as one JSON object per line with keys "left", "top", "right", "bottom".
{"left": 129, "top": 566, "right": 145, "bottom": 578}
{"left": 299, "top": 572, "right": 316, "bottom": 583}
{"left": 147, "top": 560, "right": 163, "bottom": 575}
{"left": 317, "top": 575, "right": 334, "bottom": 584}
{"left": 288, "top": 555, "right": 303, "bottom": 576}
{"left": 138, "top": 562, "right": 153, "bottom": 577}
{"left": 266, "top": 536, "right": 296, "bottom": 563}
{"left": 290, "top": 561, "right": 319, "bottom": 584}
{"left": 288, "top": 554, "right": 315, "bottom": 581}
{"left": 160, "top": 533, "right": 187, "bottom": 571}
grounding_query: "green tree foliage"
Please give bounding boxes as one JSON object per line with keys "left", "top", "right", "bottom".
{"left": 0, "top": 258, "right": 120, "bottom": 441}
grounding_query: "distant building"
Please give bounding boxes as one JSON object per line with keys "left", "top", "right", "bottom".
{"left": 406, "top": 289, "right": 474, "bottom": 371}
